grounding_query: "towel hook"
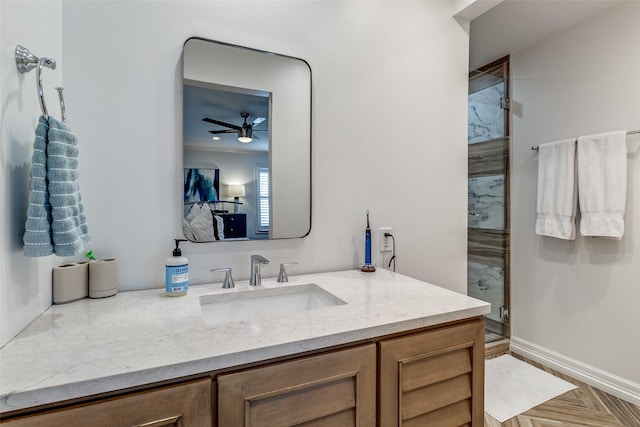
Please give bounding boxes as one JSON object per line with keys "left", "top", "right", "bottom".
{"left": 15, "top": 45, "right": 57, "bottom": 119}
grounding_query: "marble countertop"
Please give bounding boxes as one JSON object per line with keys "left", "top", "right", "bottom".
{"left": 0, "top": 269, "right": 490, "bottom": 414}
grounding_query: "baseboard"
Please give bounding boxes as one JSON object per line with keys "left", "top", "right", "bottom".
{"left": 510, "top": 337, "right": 640, "bottom": 407}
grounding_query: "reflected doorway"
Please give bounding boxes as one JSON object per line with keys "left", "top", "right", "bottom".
{"left": 468, "top": 56, "right": 510, "bottom": 343}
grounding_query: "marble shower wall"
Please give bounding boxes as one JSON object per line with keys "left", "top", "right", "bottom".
{"left": 467, "top": 261, "right": 504, "bottom": 323}
{"left": 468, "top": 82, "right": 505, "bottom": 144}
{"left": 468, "top": 175, "right": 505, "bottom": 230}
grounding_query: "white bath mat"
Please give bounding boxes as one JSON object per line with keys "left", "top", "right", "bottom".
{"left": 485, "top": 355, "right": 577, "bottom": 422}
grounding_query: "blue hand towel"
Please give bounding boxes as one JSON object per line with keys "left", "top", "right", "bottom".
{"left": 23, "top": 116, "right": 54, "bottom": 256}
{"left": 47, "top": 117, "right": 90, "bottom": 256}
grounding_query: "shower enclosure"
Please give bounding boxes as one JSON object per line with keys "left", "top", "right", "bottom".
{"left": 467, "top": 57, "right": 510, "bottom": 343}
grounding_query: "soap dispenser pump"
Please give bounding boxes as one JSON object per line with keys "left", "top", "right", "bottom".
{"left": 166, "top": 239, "right": 188, "bottom": 296}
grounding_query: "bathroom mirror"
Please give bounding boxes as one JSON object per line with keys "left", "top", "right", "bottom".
{"left": 182, "top": 37, "right": 311, "bottom": 242}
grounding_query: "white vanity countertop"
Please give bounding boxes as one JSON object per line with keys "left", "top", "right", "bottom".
{"left": 0, "top": 269, "right": 490, "bottom": 414}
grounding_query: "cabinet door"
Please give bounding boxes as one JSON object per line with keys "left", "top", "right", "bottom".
{"left": 218, "top": 344, "right": 376, "bottom": 426}
{"left": 379, "top": 319, "right": 484, "bottom": 427}
{"left": 3, "top": 379, "right": 212, "bottom": 427}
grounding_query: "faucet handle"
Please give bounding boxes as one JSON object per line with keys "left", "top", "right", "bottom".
{"left": 277, "top": 262, "right": 298, "bottom": 283}
{"left": 211, "top": 268, "right": 235, "bottom": 289}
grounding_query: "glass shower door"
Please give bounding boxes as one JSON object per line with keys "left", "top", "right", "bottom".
{"left": 467, "top": 58, "right": 510, "bottom": 343}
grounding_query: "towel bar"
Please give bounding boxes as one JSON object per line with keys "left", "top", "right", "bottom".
{"left": 532, "top": 129, "right": 640, "bottom": 151}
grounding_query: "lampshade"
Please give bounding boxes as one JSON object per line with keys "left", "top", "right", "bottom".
{"left": 227, "top": 184, "right": 246, "bottom": 197}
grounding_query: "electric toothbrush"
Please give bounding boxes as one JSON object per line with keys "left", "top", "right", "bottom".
{"left": 361, "top": 209, "right": 376, "bottom": 272}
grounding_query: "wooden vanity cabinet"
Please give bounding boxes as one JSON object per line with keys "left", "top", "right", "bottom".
{"left": 217, "top": 344, "right": 377, "bottom": 426}
{"left": 1, "top": 318, "right": 483, "bottom": 427}
{"left": 1, "top": 378, "right": 212, "bottom": 427}
{"left": 379, "top": 318, "right": 484, "bottom": 427}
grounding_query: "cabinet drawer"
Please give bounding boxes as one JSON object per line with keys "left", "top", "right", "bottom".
{"left": 379, "top": 319, "right": 484, "bottom": 427}
{"left": 217, "top": 344, "right": 376, "bottom": 426}
{"left": 2, "top": 379, "right": 212, "bottom": 427}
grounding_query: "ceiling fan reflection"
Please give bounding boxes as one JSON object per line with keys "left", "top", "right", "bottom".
{"left": 203, "top": 112, "right": 268, "bottom": 143}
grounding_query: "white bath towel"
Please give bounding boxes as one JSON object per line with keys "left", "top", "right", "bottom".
{"left": 535, "top": 139, "right": 577, "bottom": 240}
{"left": 577, "top": 131, "right": 627, "bottom": 239}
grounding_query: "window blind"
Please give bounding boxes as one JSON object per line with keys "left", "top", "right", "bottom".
{"left": 257, "top": 167, "right": 269, "bottom": 232}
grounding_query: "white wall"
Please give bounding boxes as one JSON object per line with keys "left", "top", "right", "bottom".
{"left": 1, "top": 1, "right": 469, "bottom": 347}
{"left": 59, "top": 1, "right": 469, "bottom": 290}
{"left": 511, "top": 1, "right": 640, "bottom": 398}
{"left": 0, "top": 1, "right": 62, "bottom": 347}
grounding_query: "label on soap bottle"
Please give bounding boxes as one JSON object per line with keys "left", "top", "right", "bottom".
{"left": 166, "top": 264, "right": 188, "bottom": 294}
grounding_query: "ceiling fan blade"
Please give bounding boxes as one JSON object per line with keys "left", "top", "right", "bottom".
{"left": 208, "top": 129, "right": 236, "bottom": 135}
{"left": 203, "top": 117, "right": 241, "bottom": 130}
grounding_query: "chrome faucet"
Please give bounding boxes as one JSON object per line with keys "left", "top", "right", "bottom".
{"left": 249, "top": 255, "right": 269, "bottom": 286}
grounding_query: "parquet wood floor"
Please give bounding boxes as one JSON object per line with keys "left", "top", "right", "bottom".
{"left": 484, "top": 353, "right": 640, "bottom": 427}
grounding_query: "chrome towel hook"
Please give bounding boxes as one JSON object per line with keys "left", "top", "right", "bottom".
{"left": 15, "top": 45, "right": 57, "bottom": 119}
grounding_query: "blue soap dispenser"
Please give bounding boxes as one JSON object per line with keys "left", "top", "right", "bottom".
{"left": 166, "top": 239, "right": 188, "bottom": 296}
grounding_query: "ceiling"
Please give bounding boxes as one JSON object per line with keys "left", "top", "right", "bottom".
{"left": 469, "top": 0, "right": 625, "bottom": 70}
{"left": 183, "top": 82, "right": 270, "bottom": 153}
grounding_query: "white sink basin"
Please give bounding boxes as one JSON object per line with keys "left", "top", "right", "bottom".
{"left": 199, "top": 283, "right": 346, "bottom": 326}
